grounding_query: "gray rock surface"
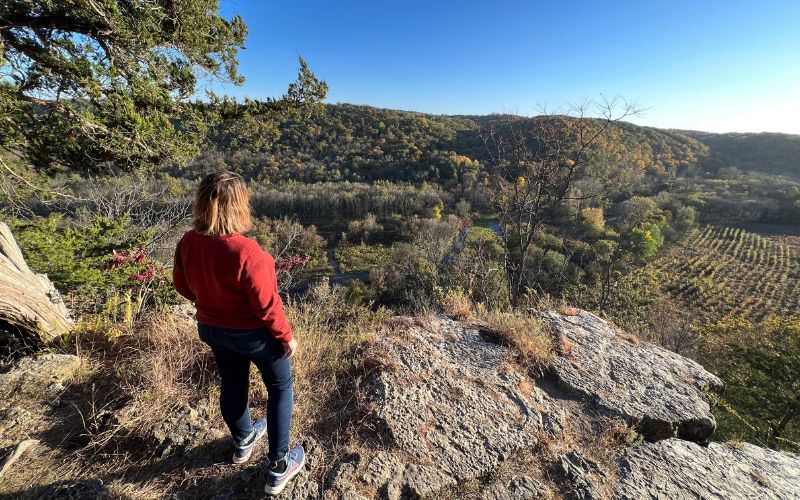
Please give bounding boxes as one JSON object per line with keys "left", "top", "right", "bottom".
{"left": 278, "top": 468, "right": 323, "bottom": 500}
{"left": 362, "top": 452, "right": 398, "bottom": 488}
{"left": 483, "top": 476, "right": 548, "bottom": 499}
{"left": 41, "top": 479, "right": 109, "bottom": 499}
{"left": 0, "top": 353, "right": 80, "bottom": 396}
{"left": 560, "top": 451, "right": 607, "bottom": 500}
{"left": 541, "top": 310, "right": 723, "bottom": 442}
{"left": 0, "top": 406, "right": 34, "bottom": 440}
{"left": 150, "top": 402, "right": 224, "bottom": 456}
{"left": 355, "top": 312, "right": 800, "bottom": 499}
{"left": 613, "top": 438, "right": 800, "bottom": 499}
{"left": 360, "top": 451, "right": 456, "bottom": 499}
{"left": 366, "top": 316, "right": 551, "bottom": 481}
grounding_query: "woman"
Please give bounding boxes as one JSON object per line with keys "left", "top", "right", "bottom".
{"left": 173, "top": 171, "right": 303, "bottom": 495}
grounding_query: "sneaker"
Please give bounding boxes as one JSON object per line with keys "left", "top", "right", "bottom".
{"left": 232, "top": 418, "right": 267, "bottom": 464}
{"left": 264, "top": 445, "right": 305, "bottom": 495}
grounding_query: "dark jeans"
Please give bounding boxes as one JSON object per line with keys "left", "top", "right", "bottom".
{"left": 198, "top": 323, "right": 293, "bottom": 462}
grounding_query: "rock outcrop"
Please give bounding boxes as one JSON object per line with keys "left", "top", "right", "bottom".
{"left": 366, "top": 316, "right": 555, "bottom": 482}
{"left": 0, "top": 353, "right": 81, "bottom": 396}
{"left": 542, "top": 310, "right": 723, "bottom": 442}
{"left": 335, "top": 311, "right": 798, "bottom": 499}
{"left": 149, "top": 402, "right": 226, "bottom": 457}
{"left": 613, "top": 438, "right": 800, "bottom": 499}
{"left": 483, "top": 476, "right": 548, "bottom": 500}
{"left": 4, "top": 308, "right": 798, "bottom": 499}
{"left": 0, "top": 222, "right": 73, "bottom": 343}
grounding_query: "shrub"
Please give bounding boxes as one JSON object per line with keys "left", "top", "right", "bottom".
{"left": 248, "top": 216, "right": 329, "bottom": 287}
{"left": 698, "top": 315, "right": 800, "bottom": 451}
{"left": 9, "top": 214, "right": 176, "bottom": 318}
{"left": 346, "top": 213, "right": 384, "bottom": 244}
{"left": 335, "top": 243, "right": 392, "bottom": 273}
{"left": 341, "top": 279, "right": 379, "bottom": 307}
{"left": 371, "top": 243, "right": 439, "bottom": 309}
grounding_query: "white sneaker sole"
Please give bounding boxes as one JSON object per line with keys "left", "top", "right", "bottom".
{"left": 232, "top": 424, "right": 267, "bottom": 464}
{"left": 231, "top": 446, "right": 254, "bottom": 464}
{"left": 264, "top": 453, "right": 306, "bottom": 495}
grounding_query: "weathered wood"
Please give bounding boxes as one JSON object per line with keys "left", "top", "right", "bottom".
{"left": 0, "top": 439, "right": 39, "bottom": 478}
{"left": 0, "top": 222, "right": 73, "bottom": 342}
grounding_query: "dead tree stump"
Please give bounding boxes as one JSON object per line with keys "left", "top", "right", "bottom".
{"left": 0, "top": 222, "right": 73, "bottom": 343}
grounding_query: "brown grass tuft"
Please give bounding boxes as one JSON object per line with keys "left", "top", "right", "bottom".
{"left": 517, "top": 379, "right": 534, "bottom": 398}
{"left": 362, "top": 352, "right": 398, "bottom": 373}
{"left": 597, "top": 416, "right": 641, "bottom": 450}
{"left": 559, "top": 306, "right": 580, "bottom": 317}
{"left": 441, "top": 289, "right": 473, "bottom": 320}
{"left": 557, "top": 334, "right": 574, "bottom": 356}
{"left": 618, "top": 333, "right": 641, "bottom": 345}
{"left": 478, "top": 310, "right": 555, "bottom": 372}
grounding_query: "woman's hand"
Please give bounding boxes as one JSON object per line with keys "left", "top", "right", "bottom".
{"left": 282, "top": 338, "right": 299, "bottom": 360}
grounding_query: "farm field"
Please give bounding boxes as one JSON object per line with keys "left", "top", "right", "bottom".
{"left": 650, "top": 225, "right": 800, "bottom": 322}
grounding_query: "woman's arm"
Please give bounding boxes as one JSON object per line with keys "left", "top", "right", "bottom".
{"left": 172, "top": 242, "right": 196, "bottom": 302}
{"left": 241, "top": 251, "right": 293, "bottom": 344}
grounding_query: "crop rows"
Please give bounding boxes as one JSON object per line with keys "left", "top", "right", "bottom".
{"left": 650, "top": 225, "right": 800, "bottom": 321}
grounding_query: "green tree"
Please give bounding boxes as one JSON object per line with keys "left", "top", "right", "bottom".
{"left": 481, "top": 99, "right": 640, "bottom": 306}
{"left": 579, "top": 207, "right": 605, "bottom": 237}
{"left": 700, "top": 316, "right": 800, "bottom": 451}
{"left": 589, "top": 198, "right": 665, "bottom": 312}
{"left": 0, "top": 1, "right": 325, "bottom": 173}
{"left": 10, "top": 214, "right": 152, "bottom": 295}
{"left": 625, "top": 222, "right": 664, "bottom": 260}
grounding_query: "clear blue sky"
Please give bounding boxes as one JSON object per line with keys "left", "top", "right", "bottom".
{"left": 214, "top": 0, "right": 800, "bottom": 134}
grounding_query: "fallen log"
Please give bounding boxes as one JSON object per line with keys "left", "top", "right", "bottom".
{"left": 0, "top": 222, "right": 73, "bottom": 343}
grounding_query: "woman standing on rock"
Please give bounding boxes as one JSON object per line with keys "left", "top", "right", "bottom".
{"left": 172, "top": 171, "right": 304, "bottom": 495}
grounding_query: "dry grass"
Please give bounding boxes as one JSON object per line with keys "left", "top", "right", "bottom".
{"left": 285, "top": 283, "right": 391, "bottom": 416}
{"left": 596, "top": 416, "right": 641, "bottom": 451}
{"left": 517, "top": 379, "right": 534, "bottom": 398}
{"left": 441, "top": 289, "right": 473, "bottom": 320}
{"left": 0, "top": 282, "right": 397, "bottom": 498}
{"left": 556, "top": 334, "right": 574, "bottom": 356}
{"left": 559, "top": 306, "right": 580, "bottom": 317}
{"left": 478, "top": 309, "right": 555, "bottom": 372}
{"left": 121, "top": 313, "right": 217, "bottom": 400}
{"left": 0, "top": 313, "right": 219, "bottom": 498}
{"left": 618, "top": 332, "right": 641, "bottom": 345}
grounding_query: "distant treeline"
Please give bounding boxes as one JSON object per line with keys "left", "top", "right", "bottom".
{"left": 175, "top": 104, "right": 712, "bottom": 185}
{"left": 153, "top": 103, "right": 800, "bottom": 226}
{"left": 249, "top": 181, "right": 445, "bottom": 223}
{"left": 683, "top": 130, "right": 800, "bottom": 179}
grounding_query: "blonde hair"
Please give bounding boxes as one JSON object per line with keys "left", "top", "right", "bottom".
{"left": 193, "top": 171, "right": 252, "bottom": 236}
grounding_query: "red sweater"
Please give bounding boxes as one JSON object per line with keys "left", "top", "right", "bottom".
{"left": 172, "top": 230, "right": 292, "bottom": 343}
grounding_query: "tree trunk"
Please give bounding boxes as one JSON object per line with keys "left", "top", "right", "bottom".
{"left": 0, "top": 222, "right": 73, "bottom": 343}
{"left": 769, "top": 405, "right": 798, "bottom": 449}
